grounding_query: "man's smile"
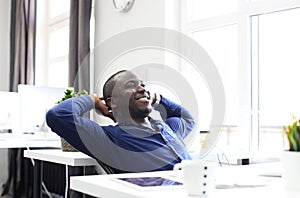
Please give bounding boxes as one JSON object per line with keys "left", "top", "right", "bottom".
{"left": 134, "top": 93, "right": 150, "bottom": 101}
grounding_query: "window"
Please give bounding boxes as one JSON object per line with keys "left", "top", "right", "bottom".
{"left": 251, "top": 7, "right": 300, "bottom": 152}
{"left": 36, "top": 0, "right": 70, "bottom": 88}
{"left": 36, "top": 0, "right": 94, "bottom": 88}
{"left": 181, "top": 0, "right": 300, "bottom": 154}
{"left": 181, "top": 0, "right": 239, "bottom": 151}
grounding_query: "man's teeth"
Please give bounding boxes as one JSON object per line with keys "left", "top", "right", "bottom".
{"left": 138, "top": 97, "right": 149, "bottom": 101}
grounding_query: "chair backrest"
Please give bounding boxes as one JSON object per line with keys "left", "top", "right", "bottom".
{"left": 96, "top": 159, "right": 117, "bottom": 174}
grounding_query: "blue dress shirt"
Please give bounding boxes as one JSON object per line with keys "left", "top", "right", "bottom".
{"left": 46, "top": 95, "right": 195, "bottom": 173}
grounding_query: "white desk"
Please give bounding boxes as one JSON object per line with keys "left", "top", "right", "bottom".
{"left": 0, "top": 132, "right": 61, "bottom": 148}
{"left": 70, "top": 163, "right": 300, "bottom": 198}
{"left": 0, "top": 132, "right": 61, "bottom": 198}
{"left": 24, "top": 149, "right": 98, "bottom": 198}
{"left": 24, "top": 149, "right": 98, "bottom": 166}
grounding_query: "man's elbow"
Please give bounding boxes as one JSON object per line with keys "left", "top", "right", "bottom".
{"left": 46, "top": 108, "right": 59, "bottom": 130}
{"left": 183, "top": 114, "right": 196, "bottom": 131}
{"left": 188, "top": 118, "right": 196, "bottom": 132}
{"left": 191, "top": 118, "right": 196, "bottom": 128}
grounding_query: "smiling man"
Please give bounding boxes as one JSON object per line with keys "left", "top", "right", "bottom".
{"left": 46, "top": 70, "right": 195, "bottom": 173}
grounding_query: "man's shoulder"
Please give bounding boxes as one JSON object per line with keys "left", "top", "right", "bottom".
{"left": 102, "top": 124, "right": 119, "bottom": 130}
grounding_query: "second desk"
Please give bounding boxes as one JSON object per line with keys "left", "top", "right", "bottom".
{"left": 24, "top": 149, "right": 99, "bottom": 198}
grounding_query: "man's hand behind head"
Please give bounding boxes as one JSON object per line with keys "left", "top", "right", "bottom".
{"left": 91, "top": 94, "right": 116, "bottom": 122}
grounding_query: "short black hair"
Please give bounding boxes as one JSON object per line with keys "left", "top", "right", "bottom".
{"left": 103, "top": 70, "right": 128, "bottom": 108}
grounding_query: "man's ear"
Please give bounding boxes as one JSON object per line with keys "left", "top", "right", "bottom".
{"left": 108, "top": 97, "right": 117, "bottom": 109}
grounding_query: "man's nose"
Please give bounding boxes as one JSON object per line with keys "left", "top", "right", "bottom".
{"left": 136, "top": 85, "right": 146, "bottom": 92}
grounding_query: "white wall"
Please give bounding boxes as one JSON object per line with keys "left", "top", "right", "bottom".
{"left": 0, "top": 0, "right": 10, "bottom": 91}
{"left": 93, "top": 0, "right": 180, "bottom": 91}
{"left": 95, "top": 0, "right": 163, "bottom": 43}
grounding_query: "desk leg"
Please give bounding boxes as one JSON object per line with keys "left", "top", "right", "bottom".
{"left": 69, "top": 166, "right": 84, "bottom": 198}
{"left": 1, "top": 148, "right": 17, "bottom": 197}
{"left": 33, "top": 160, "right": 42, "bottom": 198}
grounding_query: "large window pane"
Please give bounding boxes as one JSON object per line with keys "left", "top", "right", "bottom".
{"left": 258, "top": 8, "right": 300, "bottom": 152}
{"left": 36, "top": 0, "right": 70, "bottom": 88}
{"left": 48, "top": 60, "right": 68, "bottom": 88}
{"left": 49, "top": 26, "right": 69, "bottom": 59}
{"left": 192, "top": 24, "right": 239, "bottom": 148}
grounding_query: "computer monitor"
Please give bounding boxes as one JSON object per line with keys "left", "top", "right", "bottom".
{"left": 18, "top": 84, "right": 68, "bottom": 133}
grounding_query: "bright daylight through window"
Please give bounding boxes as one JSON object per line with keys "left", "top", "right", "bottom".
{"left": 182, "top": 0, "right": 300, "bottom": 155}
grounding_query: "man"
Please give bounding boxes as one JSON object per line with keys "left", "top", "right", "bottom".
{"left": 46, "top": 70, "right": 195, "bottom": 173}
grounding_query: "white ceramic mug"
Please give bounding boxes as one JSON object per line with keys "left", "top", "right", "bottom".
{"left": 173, "top": 160, "right": 216, "bottom": 197}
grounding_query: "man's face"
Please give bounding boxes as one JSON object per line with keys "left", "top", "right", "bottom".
{"left": 111, "top": 71, "right": 152, "bottom": 119}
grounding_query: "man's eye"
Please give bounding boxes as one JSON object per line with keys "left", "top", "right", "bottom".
{"left": 125, "top": 81, "right": 145, "bottom": 89}
{"left": 126, "top": 82, "right": 136, "bottom": 88}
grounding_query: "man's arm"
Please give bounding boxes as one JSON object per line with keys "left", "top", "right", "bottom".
{"left": 46, "top": 95, "right": 106, "bottom": 156}
{"left": 154, "top": 95, "right": 195, "bottom": 139}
